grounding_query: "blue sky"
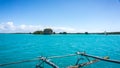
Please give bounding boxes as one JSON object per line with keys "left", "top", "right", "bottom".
{"left": 0, "top": 0, "right": 120, "bottom": 33}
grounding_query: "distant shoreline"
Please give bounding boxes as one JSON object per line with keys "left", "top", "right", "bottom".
{"left": 0, "top": 32, "right": 120, "bottom": 35}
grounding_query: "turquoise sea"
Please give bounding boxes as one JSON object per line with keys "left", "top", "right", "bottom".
{"left": 0, "top": 34, "right": 120, "bottom": 68}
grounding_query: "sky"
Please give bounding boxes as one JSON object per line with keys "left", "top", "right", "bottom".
{"left": 0, "top": 0, "right": 120, "bottom": 33}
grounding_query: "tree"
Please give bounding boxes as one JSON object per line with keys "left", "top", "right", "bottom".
{"left": 59, "top": 32, "right": 67, "bottom": 34}
{"left": 85, "top": 32, "right": 88, "bottom": 34}
{"left": 33, "top": 31, "right": 43, "bottom": 34}
{"left": 43, "top": 28, "right": 53, "bottom": 34}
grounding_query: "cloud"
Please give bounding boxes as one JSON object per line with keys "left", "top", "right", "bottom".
{"left": 52, "top": 27, "right": 76, "bottom": 33}
{"left": 0, "top": 22, "right": 42, "bottom": 33}
{"left": 0, "top": 24, "right": 5, "bottom": 30}
{"left": 0, "top": 22, "right": 76, "bottom": 33}
{"left": 6, "top": 22, "right": 16, "bottom": 31}
{"left": 0, "top": 22, "right": 16, "bottom": 32}
{"left": 18, "top": 24, "right": 42, "bottom": 32}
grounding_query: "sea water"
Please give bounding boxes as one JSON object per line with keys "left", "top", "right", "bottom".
{"left": 0, "top": 34, "right": 120, "bottom": 68}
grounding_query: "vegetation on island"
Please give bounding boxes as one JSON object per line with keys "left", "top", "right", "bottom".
{"left": 33, "top": 28, "right": 53, "bottom": 35}
{"left": 59, "top": 32, "right": 67, "bottom": 34}
{"left": 32, "top": 28, "right": 120, "bottom": 35}
{"left": 43, "top": 28, "right": 53, "bottom": 34}
{"left": 85, "top": 32, "right": 88, "bottom": 34}
{"left": 33, "top": 31, "right": 43, "bottom": 34}
{"left": 106, "top": 32, "right": 120, "bottom": 35}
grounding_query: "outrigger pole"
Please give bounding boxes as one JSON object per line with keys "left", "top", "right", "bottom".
{"left": 37, "top": 57, "right": 59, "bottom": 68}
{"left": 76, "top": 52, "right": 120, "bottom": 64}
{"left": 69, "top": 55, "right": 109, "bottom": 68}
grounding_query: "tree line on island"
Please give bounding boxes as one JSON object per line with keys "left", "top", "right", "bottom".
{"left": 33, "top": 28, "right": 53, "bottom": 34}
{"left": 33, "top": 28, "right": 70, "bottom": 35}
{"left": 33, "top": 28, "right": 120, "bottom": 35}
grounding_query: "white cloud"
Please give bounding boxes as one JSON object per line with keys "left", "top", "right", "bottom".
{"left": 0, "top": 22, "right": 76, "bottom": 33}
{"left": 6, "top": 22, "right": 16, "bottom": 30}
{"left": 0, "top": 24, "right": 5, "bottom": 30}
{"left": 18, "top": 24, "right": 42, "bottom": 32}
{"left": 0, "top": 22, "right": 42, "bottom": 33}
{"left": 52, "top": 27, "right": 76, "bottom": 33}
{"left": 0, "top": 22, "right": 16, "bottom": 32}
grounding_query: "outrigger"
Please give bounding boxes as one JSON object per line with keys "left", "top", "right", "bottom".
{"left": 0, "top": 51, "right": 120, "bottom": 68}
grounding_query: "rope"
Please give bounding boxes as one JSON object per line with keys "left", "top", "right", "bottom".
{"left": 48, "top": 54, "right": 77, "bottom": 59}
{"left": 0, "top": 58, "right": 38, "bottom": 66}
{"left": 0, "top": 54, "right": 77, "bottom": 66}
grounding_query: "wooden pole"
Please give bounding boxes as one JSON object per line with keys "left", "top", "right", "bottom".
{"left": 40, "top": 57, "right": 59, "bottom": 68}
{"left": 77, "top": 52, "right": 120, "bottom": 64}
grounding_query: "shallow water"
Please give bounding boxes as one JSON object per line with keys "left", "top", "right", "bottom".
{"left": 0, "top": 34, "right": 120, "bottom": 68}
